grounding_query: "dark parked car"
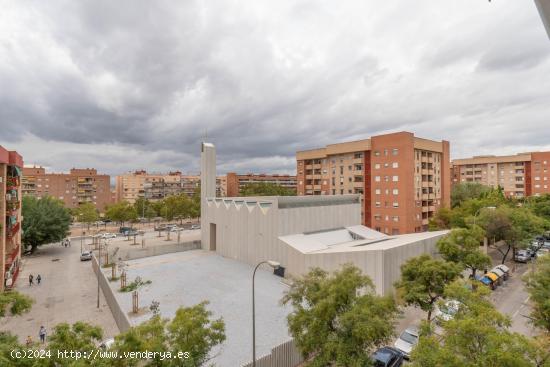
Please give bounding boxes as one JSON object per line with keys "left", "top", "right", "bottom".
{"left": 371, "top": 346, "right": 404, "bottom": 367}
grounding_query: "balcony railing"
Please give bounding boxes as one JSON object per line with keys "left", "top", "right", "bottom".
{"left": 6, "top": 222, "right": 20, "bottom": 239}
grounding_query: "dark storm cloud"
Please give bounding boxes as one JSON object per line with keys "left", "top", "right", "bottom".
{"left": 0, "top": 0, "right": 549, "bottom": 176}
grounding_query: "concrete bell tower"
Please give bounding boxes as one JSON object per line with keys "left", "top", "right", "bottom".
{"left": 200, "top": 142, "right": 216, "bottom": 250}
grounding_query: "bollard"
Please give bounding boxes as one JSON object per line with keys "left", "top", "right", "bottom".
{"left": 132, "top": 291, "right": 139, "bottom": 313}
{"left": 112, "top": 263, "right": 116, "bottom": 279}
{"left": 121, "top": 271, "right": 127, "bottom": 289}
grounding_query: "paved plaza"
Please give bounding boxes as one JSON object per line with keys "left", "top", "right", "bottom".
{"left": 0, "top": 242, "right": 119, "bottom": 343}
{"left": 104, "top": 249, "right": 293, "bottom": 367}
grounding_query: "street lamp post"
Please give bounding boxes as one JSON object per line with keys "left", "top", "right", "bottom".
{"left": 252, "top": 260, "right": 280, "bottom": 367}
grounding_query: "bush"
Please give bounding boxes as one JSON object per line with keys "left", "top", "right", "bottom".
{"left": 0, "top": 291, "right": 34, "bottom": 317}
{"left": 120, "top": 277, "right": 152, "bottom": 292}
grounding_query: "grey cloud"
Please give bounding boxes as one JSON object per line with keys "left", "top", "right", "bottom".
{"left": 0, "top": 0, "right": 549, "bottom": 176}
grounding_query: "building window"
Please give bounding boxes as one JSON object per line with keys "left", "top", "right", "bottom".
{"left": 375, "top": 201, "right": 381, "bottom": 208}
{"left": 340, "top": 189, "right": 344, "bottom": 195}
{"left": 375, "top": 163, "right": 381, "bottom": 169}
{"left": 374, "top": 151, "right": 380, "bottom": 156}
{"left": 392, "top": 189, "right": 399, "bottom": 195}
{"left": 393, "top": 202, "right": 399, "bottom": 208}
{"left": 392, "top": 162, "right": 399, "bottom": 168}
{"left": 392, "top": 176, "right": 399, "bottom": 182}
{"left": 392, "top": 216, "right": 399, "bottom": 222}
{"left": 392, "top": 148, "right": 399, "bottom": 156}
{"left": 375, "top": 176, "right": 381, "bottom": 182}
{"left": 392, "top": 228, "right": 400, "bottom": 235}
{"left": 375, "top": 189, "right": 381, "bottom": 195}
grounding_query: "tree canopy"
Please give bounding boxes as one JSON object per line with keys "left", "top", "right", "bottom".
{"left": 394, "top": 254, "right": 462, "bottom": 321}
{"left": 22, "top": 195, "right": 71, "bottom": 252}
{"left": 105, "top": 201, "right": 138, "bottom": 225}
{"left": 451, "top": 182, "right": 492, "bottom": 208}
{"left": 240, "top": 182, "right": 296, "bottom": 197}
{"left": 410, "top": 281, "right": 550, "bottom": 367}
{"left": 437, "top": 226, "right": 491, "bottom": 279}
{"left": 73, "top": 202, "right": 99, "bottom": 229}
{"left": 282, "top": 264, "right": 398, "bottom": 366}
{"left": 524, "top": 255, "right": 550, "bottom": 334}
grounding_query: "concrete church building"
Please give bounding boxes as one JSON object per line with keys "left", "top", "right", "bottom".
{"left": 200, "top": 142, "right": 449, "bottom": 294}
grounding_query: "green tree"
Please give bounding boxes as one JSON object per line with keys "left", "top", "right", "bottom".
{"left": 411, "top": 281, "right": 547, "bottom": 367}
{"left": 282, "top": 264, "right": 398, "bottom": 366}
{"left": 114, "top": 302, "right": 225, "bottom": 367}
{"left": 36, "top": 321, "right": 104, "bottom": 367}
{"left": 526, "top": 194, "right": 550, "bottom": 222}
{"left": 240, "top": 182, "right": 296, "bottom": 197}
{"left": 105, "top": 201, "right": 138, "bottom": 226}
{"left": 451, "top": 182, "right": 492, "bottom": 208}
{"left": 524, "top": 255, "right": 550, "bottom": 333}
{"left": 160, "top": 194, "right": 192, "bottom": 222}
{"left": 394, "top": 255, "right": 462, "bottom": 321}
{"left": 133, "top": 198, "right": 156, "bottom": 220}
{"left": 73, "top": 202, "right": 99, "bottom": 230}
{"left": 0, "top": 332, "right": 33, "bottom": 367}
{"left": 0, "top": 291, "right": 33, "bottom": 317}
{"left": 479, "top": 206, "right": 548, "bottom": 264}
{"left": 437, "top": 226, "right": 491, "bottom": 279}
{"left": 22, "top": 195, "right": 71, "bottom": 253}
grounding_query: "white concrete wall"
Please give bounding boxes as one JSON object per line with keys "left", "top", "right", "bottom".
{"left": 201, "top": 142, "right": 216, "bottom": 250}
{"left": 281, "top": 233, "right": 445, "bottom": 295}
{"left": 203, "top": 197, "right": 361, "bottom": 268}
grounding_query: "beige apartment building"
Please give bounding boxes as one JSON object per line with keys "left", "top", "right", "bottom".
{"left": 451, "top": 151, "right": 550, "bottom": 198}
{"left": 115, "top": 170, "right": 183, "bottom": 204}
{"left": 22, "top": 167, "right": 111, "bottom": 211}
{"left": 296, "top": 131, "right": 451, "bottom": 234}
{"left": 182, "top": 175, "right": 227, "bottom": 197}
{"left": 225, "top": 172, "right": 296, "bottom": 197}
{"left": 1, "top": 146, "right": 23, "bottom": 291}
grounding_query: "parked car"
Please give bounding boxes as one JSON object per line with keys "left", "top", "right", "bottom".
{"left": 371, "top": 346, "right": 404, "bottom": 367}
{"left": 542, "top": 242, "right": 550, "bottom": 250}
{"left": 80, "top": 251, "right": 93, "bottom": 261}
{"left": 485, "top": 272, "right": 499, "bottom": 289}
{"left": 100, "top": 232, "right": 117, "bottom": 239}
{"left": 434, "top": 300, "right": 461, "bottom": 323}
{"left": 393, "top": 326, "right": 419, "bottom": 359}
{"left": 495, "top": 264, "right": 510, "bottom": 280}
{"left": 170, "top": 226, "right": 183, "bottom": 232}
{"left": 515, "top": 250, "right": 530, "bottom": 263}
{"left": 119, "top": 226, "right": 133, "bottom": 234}
{"left": 191, "top": 224, "right": 201, "bottom": 230}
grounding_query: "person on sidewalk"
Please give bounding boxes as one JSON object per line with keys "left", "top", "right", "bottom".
{"left": 28, "top": 274, "right": 33, "bottom": 286}
{"left": 26, "top": 336, "right": 33, "bottom": 347}
{"left": 36, "top": 274, "right": 42, "bottom": 285}
{"left": 39, "top": 326, "right": 46, "bottom": 343}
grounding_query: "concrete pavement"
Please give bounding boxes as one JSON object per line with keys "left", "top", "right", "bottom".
{"left": 0, "top": 241, "right": 119, "bottom": 343}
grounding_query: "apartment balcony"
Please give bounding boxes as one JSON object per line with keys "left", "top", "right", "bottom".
{"left": 422, "top": 218, "right": 430, "bottom": 225}
{"left": 312, "top": 174, "right": 322, "bottom": 180}
{"left": 305, "top": 165, "right": 313, "bottom": 170}
{"left": 422, "top": 206, "right": 429, "bottom": 212}
{"left": 305, "top": 185, "right": 313, "bottom": 190}
{"left": 6, "top": 176, "right": 20, "bottom": 189}
{"left": 6, "top": 222, "right": 20, "bottom": 239}
{"left": 313, "top": 185, "right": 322, "bottom": 190}
{"left": 312, "top": 164, "right": 322, "bottom": 169}
{"left": 421, "top": 169, "right": 431, "bottom": 175}
{"left": 353, "top": 181, "right": 364, "bottom": 188}
{"left": 429, "top": 206, "right": 436, "bottom": 212}
{"left": 352, "top": 158, "right": 363, "bottom": 164}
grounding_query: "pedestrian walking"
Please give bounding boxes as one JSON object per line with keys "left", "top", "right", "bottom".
{"left": 39, "top": 326, "right": 46, "bottom": 343}
{"left": 67, "top": 238, "right": 71, "bottom": 247}
{"left": 36, "top": 274, "right": 42, "bottom": 285}
{"left": 29, "top": 274, "right": 33, "bottom": 286}
{"left": 26, "top": 336, "right": 33, "bottom": 347}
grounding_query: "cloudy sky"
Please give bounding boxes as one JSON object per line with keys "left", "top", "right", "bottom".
{"left": 1, "top": 0, "right": 549, "bottom": 176}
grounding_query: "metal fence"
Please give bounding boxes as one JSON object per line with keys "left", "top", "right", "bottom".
{"left": 241, "top": 339, "right": 304, "bottom": 367}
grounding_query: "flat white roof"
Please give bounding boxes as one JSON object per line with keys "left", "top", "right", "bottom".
{"left": 279, "top": 226, "right": 449, "bottom": 254}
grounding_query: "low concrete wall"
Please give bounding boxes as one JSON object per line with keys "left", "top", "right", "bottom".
{"left": 241, "top": 339, "right": 303, "bottom": 367}
{"left": 111, "top": 240, "right": 201, "bottom": 262}
{"left": 91, "top": 254, "right": 131, "bottom": 332}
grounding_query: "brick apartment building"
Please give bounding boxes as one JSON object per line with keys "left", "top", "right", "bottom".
{"left": 1, "top": 146, "right": 23, "bottom": 291}
{"left": 22, "top": 167, "right": 111, "bottom": 211}
{"left": 296, "top": 132, "right": 450, "bottom": 234}
{"left": 451, "top": 151, "right": 550, "bottom": 198}
{"left": 225, "top": 172, "right": 297, "bottom": 197}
